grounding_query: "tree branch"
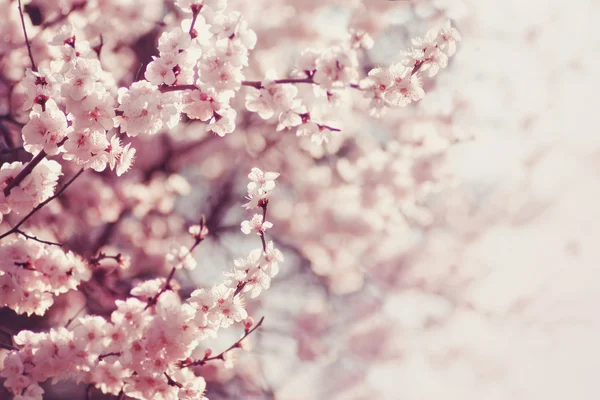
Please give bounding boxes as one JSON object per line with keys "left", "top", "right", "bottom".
{"left": 0, "top": 168, "right": 85, "bottom": 242}
{"left": 17, "top": 0, "right": 37, "bottom": 72}
{"left": 241, "top": 77, "right": 316, "bottom": 89}
{"left": 3, "top": 150, "right": 47, "bottom": 196}
{"left": 15, "top": 229, "right": 63, "bottom": 247}
{"left": 0, "top": 341, "right": 18, "bottom": 351}
{"left": 145, "top": 216, "right": 207, "bottom": 309}
{"left": 178, "top": 316, "right": 265, "bottom": 368}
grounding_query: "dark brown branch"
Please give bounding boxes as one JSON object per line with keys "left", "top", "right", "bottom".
{"left": 160, "top": 77, "right": 317, "bottom": 94}
{"left": 316, "top": 123, "right": 341, "bottom": 132}
{"left": 15, "top": 229, "right": 63, "bottom": 247}
{"left": 164, "top": 372, "right": 183, "bottom": 388}
{"left": 0, "top": 169, "right": 85, "bottom": 242}
{"left": 89, "top": 252, "right": 123, "bottom": 266}
{"left": 178, "top": 316, "right": 265, "bottom": 368}
{"left": 144, "top": 266, "right": 177, "bottom": 310}
{"left": 241, "top": 77, "right": 316, "bottom": 89}
{"left": 17, "top": 0, "right": 37, "bottom": 71}
{"left": 188, "top": 4, "right": 202, "bottom": 38}
{"left": 92, "top": 34, "right": 104, "bottom": 58}
{"left": 258, "top": 199, "right": 268, "bottom": 252}
{"left": 86, "top": 384, "right": 94, "bottom": 400}
{"left": 98, "top": 351, "right": 121, "bottom": 361}
{"left": 159, "top": 84, "right": 199, "bottom": 93}
{"left": 64, "top": 304, "right": 87, "bottom": 328}
{"left": 3, "top": 150, "right": 47, "bottom": 196}
{"left": 0, "top": 341, "right": 18, "bottom": 351}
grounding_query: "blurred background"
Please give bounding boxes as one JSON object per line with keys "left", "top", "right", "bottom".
{"left": 1, "top": 0, "right": 600, "bottom": 399}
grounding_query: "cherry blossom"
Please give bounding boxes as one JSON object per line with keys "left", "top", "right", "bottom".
{"left": 0, "top": 3, "right": 469, "bottom": 400}
{"left": 21, "top": 99, "right": 71, "bottom": 155}
{"left": 240, "top": 213, "right": 273, "bottom": 235}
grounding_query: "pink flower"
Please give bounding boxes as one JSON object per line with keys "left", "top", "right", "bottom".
{"left": 182, "top": 88, "right": 221, "bottom": 121}
{"left": 0, "top": 353, "right": 25, "bottom": 378}
{"left": 313, "top": 46, "right": 359, "bottom": 89}
{"left": 69, "top": 91, "right": 116, "bottom": 131}
{"left": 21, "top": 99, "right": 72, "bottom": 156}
{"left": 72, "top": 316, "right": 106, "bottom": 354}
{"left": 263, "top": 241, "right": 284, "bottom": 277}
{"left": 247, "top": 167, "right": 279, "bottom": 195}
{"left": 63, "top": 58, "right": 102, "bottom": 101}
{"left": 210, "top": 284, "right": 247, "bottom": 328}
{"left": 14, "top": 383, "right": 44, "bottom": 400}
{"left": 240, "top": 214, "right": 272, "bottom": 235}
{"left": 166, "top": 245, "right": 197, "bottom": 270}
{"left": 93, "top": 361, "right": 127, "bottom": 396}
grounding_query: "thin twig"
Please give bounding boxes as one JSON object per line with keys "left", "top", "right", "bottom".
{"left": 144, "top": 216, "right": 207, "bottom": 309}
{"left": 3, "top": 150, "right": 47, "bottom": 196}
{"left": 86, "top": 384, "right": 94, "bottom": 400}
{"left": 188, "top": 5, "right": 202, "bottom": 38}
{"left": 258, "top": 199, "right": 268, "bottom": 252}
{"left": 15, "top": 229, "right": 63, "bottom": 247}
{"left": 0, "top": 342, "right": 18, "bottom": 351}
{"left": 89, "top": 252, "right": 123, "bottom": 266}
{"left": 160, "top": 77, "right": 316, "bottom": 94}
{"left": 144, "top": 266, "right": 177, "bottom": 310}
{"left": 164, "top": 372, "right": 183, "bottom": 388}
{"left": 178, "top": 316, "right": 265, "bottom": 368}
{"left": 411, "top": 60, "right": 424, "bottom": 76}
{"left": 241, "top": 77, "right": 316, "bottom": 89}
{"left": 93, "top": 34, "right": 104, "bottom": 58}
{"left": 64, "top": 304, "right": 87, "bottom": 328}
{"left": 159, "top": 84, "right": 199, "bottom": 93}
{"left": 17, "top": 0, "right": 37, "bottom": 71}
{"left": 0, "top": 169, "right": 85, "bottom": 241}
{"left": 98, "top": 351, "right": 121, "bottom": 361}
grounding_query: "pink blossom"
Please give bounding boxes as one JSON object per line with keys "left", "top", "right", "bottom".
{"left": 21, "top": 99, "right": 71, "bottom": 155}
{"left": 240, "top": 213, "right": 272, "bottom": 235}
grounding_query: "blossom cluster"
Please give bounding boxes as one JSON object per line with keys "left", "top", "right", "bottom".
{"left": 0, "top": 168, "right": 283, "bottom": 400}
{"left": 0, "top": 237, "right": 91, "bottom": 316}
{"left": 139, "top": 0, "right": 257, "bottom": 137}
{"left": 243, "top": 21, "right": 460, "bottom": 142}
{"left": 20, "top": 37, "right": 135, "bottom": 174}
{"left": 0, "top": 0, "right": 465, "bottom": 398}
{"left": 362, "top": 21, "right": 462, "bottom": 115}
{"left": 0, "top": 159, "right": 61, "bottom": 223}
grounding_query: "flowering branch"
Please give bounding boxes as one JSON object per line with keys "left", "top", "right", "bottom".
{"left": 241, "top": 77, "right": 316, "bottom": 89}
{"left": 145, "top": 215, "right": 208, "bottom": 309}
{"left": 17, "top": 0, "right": 36, "bottom": 72}
{"left": 178, "top": 316, "right": 265, "bottom": 368}
{"left": 144, "top": 266, "right": 178, "bottom": 310}
{"left": 188, "top": 4, "right": 202, "bottom": 38}
{"left": 98, "top": 351, "right": 121, "bottom": 361}
{"left": 258, "top": 199, "right": 268, "bottom": 252}
{"left": 0, "top": 168, "right": 85, "bottom": 241}
{"left": 14, "top": 229, "right": 63, "bottom": 247}
{"left": 64, "top": 305, "right": 87, "bottom": 328}
{"left": 3, "top": 150, "right": 47, "bottom": 196}
{"left": 164, "top": 372, "right": 183, "bottom": 388}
